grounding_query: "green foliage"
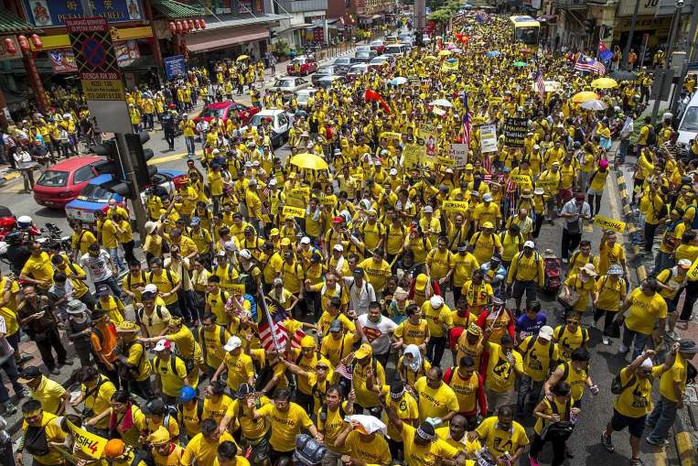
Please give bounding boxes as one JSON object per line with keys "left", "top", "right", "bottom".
{"left": 428, "top": 9, "right": 451, "bottom": 24}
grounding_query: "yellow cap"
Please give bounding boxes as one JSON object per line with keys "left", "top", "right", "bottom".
{"left": 415, "top": 273, "right": 428, "bottom": 292}
{"left": 281, "top": 238, "right": 291, "bottom": 246}
{"left": 270, "top": 228, "right": 280, "bottom": 237}
{"left": 481, "top": 222, "right": 494, "bottom": 229}
{"left": 300, "top": 335, "right": 316, "bottom": 348}
{"left": 355, "top": 343, "right": 373, "bottom": 360}
{"left": 147, "top": 427, "right": 170, "bottom": 446}
{"left": 116, "top": 321, "right": 140, "bottom": 333}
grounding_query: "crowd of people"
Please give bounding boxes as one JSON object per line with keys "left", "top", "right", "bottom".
{"left": 1, "top": 10, "right": 697, "bottom": 466}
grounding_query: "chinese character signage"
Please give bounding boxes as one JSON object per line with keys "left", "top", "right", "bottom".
{"left": 23, "top": 0, "right": 143, "bottom": 27}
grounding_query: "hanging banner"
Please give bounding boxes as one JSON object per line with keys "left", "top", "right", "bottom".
{"left": 480, "top": 124, "right": 498, "bottom": 153}
{"left": 48, "top": 41, "right": 140, "bottom": 74}
{"left": 164, "top": 55, "right": 187, "bottom": 80}
{"left": 23, "top": 0, "right": 143, "bottom": 27}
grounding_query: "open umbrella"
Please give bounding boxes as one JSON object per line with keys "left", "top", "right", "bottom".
{"left": 390, "top": 77, "right": 408, "bottom": 86}
{"left": 438, "top": 50, "right": 453, "bottom": 57}
{"left": 486, "top": 50, "right": 501, "bottom": 58}
{"left": 610, "top": 70, "right": 638, "bottom": 81}
{"left": 236, "top": 55, "right": 249, "bottom": 61}
{"left": 512, "top": 61, "right": 528, "bottom": 67}
{"left": 580, "top": 99, "right": 608, "bottom": 111}
{"left": 591, "top": 77, "right": 619, "bottom": 89}
{"left": 424, "top": 55, "right": 438, "bottom": 62}
{"left": 571, "top": 91, "right": 600, "bottom": 103}
{"left": 289, "top": 153, "right": 328, "bottom": 171}
{"left": 429, "top": 99, "right": 453, "bottom": 107}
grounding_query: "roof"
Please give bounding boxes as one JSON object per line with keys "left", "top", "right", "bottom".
{"left": 0, "top": 9, "right": 39, "bottom": 34}
{"left": 44, "top": 156, "right": 102, "bottom": 172}
{"left": 87, "top": 174, "right": 114, "bottom": 185}
{"left": 151, "top": 0, "right": 204, "bottom": 19}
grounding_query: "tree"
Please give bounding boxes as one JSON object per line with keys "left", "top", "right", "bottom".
{"left": 428, "top": 9, "right": 451, "bottom": 24}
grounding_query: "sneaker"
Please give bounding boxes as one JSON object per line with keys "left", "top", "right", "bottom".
{"left": 618, "top": 344, "right": 629, "bottom": 354}
{"left": 602, "top": 336, "right": 610, "bottom": 345}
{"left": 645, "top": 437, "right": 669, "bottom": 447}
{"left": 629, "top": 458, "right": 645, "bottom": 466}
{"left": 601, "top": 432, "right": 615, "bottom": 452}
{"left": 529, "top": 456, "right": 540, "bottom": 466}
{"left": 17, "top": 387, "right": 30, "bottom": 398}
{"left": 2, "top": 401, "right": 16, "bottom": 415}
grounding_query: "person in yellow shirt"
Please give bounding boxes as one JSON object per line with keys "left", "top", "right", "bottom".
{"left": 16, "top": 399, "right": 67, "bottom": 466}
{"left": 148, "top": 426, "right": 183, "bottom": 466}
{"left": 318, "top": 385, "right": 355, "bottom": 464}
{"left": 334, "top": 417, "right": 392, "bottom": 466}
{"left": 69, "top": 220, "right": 97, "bottom": 260}
{"left": 483, "top": 334, "right": 524, "bottom": 414}
{"left": 601, "top": 349, "right": 675, "bottom": 463}
{"left": 115, "top": 321, "right": 154, "bottom": 400}
{"left": 95, "top": 210, "right": 125, "bottom": 272}
{"left": 413, "top": 367, "right": 459, "bottom": 423}
{"left": 506, "top": 241, "right": 545, "bottom": 314}
{"left": 103, "top": 438, "right": 148, "bottom": 466}
{"left": 213, "top": 336, "right": 255, "bottom": 393}
{"left": 592, "top": 265, "right": 627, "bottom": 345}
{"left": 619, "top": 278, "right": 668, "bottom": 359}
{"left": 180, "top": 114, "right": 196, "bottom": 157}
{"left": 587, "top": 159, "right": 611, "bottom": 217}
{"left": 420, "top": 295, "right": 452, "bottom": 366}
{"left": 214, "top": 441, "right": 251, "bottom": 466}
{"left": 516, "top": 326, "right": 560, "bottom": 417}
{"left": 468, "top": 406, "right": 529, "bottom": 465}
{"left": 529, "top": 382, "right": 578, "bottom": 466}
{"left": 560, "top": 263, "right": 598, "bottom": 314}
{"left": 71, "top": 366, "right": 117, "bottom": 435}
{"left": 19, "top": 241, "right": 54, "bottom": 292}
{"left": 473, "top": 193, "right": 502, "bottom": 230}
{"left": 425, "top": 236, "right": 454, "bottom": 284}
{"left": 350, "top": 343, "right": 387, "bottom": 412}
{"left": 358, "top": 248, "right": 392, "bottom": 294}
{"left": 451, "top": 245, "right": 480, "bottom": 304}
{"left": 17, "top": 366, "right": 69, "bottom": 415}
{"left": 393, "top": 304, "right": 430, "bottom": 352}
{"left": 469, "top": 222, "right": 502, "bottom": 265}
{"left": 247, "top": 389, "right": 322, "bottom": 463}
{"left": 152, "top": 339, "right": 192, "bottom": 405}
{"left": 182, "top": 418, "right": 239, "bottom": 466}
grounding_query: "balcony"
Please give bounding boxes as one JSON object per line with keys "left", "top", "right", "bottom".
{"left": 276, "top": 0, "right": 328, "bottom": 13}
{"left": 554, "top": 0, "right": 587, "bottom": 9}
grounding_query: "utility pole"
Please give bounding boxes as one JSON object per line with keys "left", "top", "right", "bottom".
{"left": 651, "top": 0, "right": 683, "bottom": 123}
{"left": 670, "top": 0, "right": 698, "bottom": 116}
{"left": 623, "top": 0, "right": 641, "bottom": 70}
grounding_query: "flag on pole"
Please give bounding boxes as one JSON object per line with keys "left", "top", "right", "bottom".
{"left": 574, "top": 54, "right": 606, "bottom": 75}
{"left": 534, "top": 68, "right": 545, "bottom": 100}
{"left": 598, "top": 41, "right": 614, "bottom": 62}
{"left": 462, "top": 91, "right": 472, "bottom": 146}
{"left": 258, "top": 296, "right": 305, "bottom": 351}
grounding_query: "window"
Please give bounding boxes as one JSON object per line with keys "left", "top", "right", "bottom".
{"left": 278, "top": 113, "right": 288, "bottom": 127}
{"left": 80, "top": 183, "right": 112, "bottom": 201}
{"left": 73, "top": 165, "right": 97, "bottom": 184}
{"left": 36, "top": 170, "right": 68, "bottom": 187}
{"left": 680, "top": 107, "right": 698, "bottom": 132}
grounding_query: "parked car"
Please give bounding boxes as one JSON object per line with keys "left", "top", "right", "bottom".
{"left": 296, "top": 88, "right": 319, "bottom": 109}
{"left": 368, "top": 55, "right": 395, "bottom": 71}
{"left": 269, "top": 77, "right": 311, "bottom": 95}
{"left": 398, "top": 33, "right": 415, "bottom": 46}
{"left": 312, "top": 66, "right": 337, "bottom": 86}
{"left": 194, "top": 101, "right": 259, "bottom": 126}
{"left": 346, "top": 64, "right": 369, "bottom": 82}
{"left": 316, "top": 75, "right": 346, "bottom": 89}
{"left": 33, "top": 156, "right": 105, "bottom": 208}
{"left": 355, "top": 45, "right": 372, "bottom": 54}
{"left": 287, "top": 55, "right": 318, "bottom": 76}
{"left": 246, "top": 110, "right": 293, "bottom": 148}
{"left": 385, "top": 35, "right": 399, "bottom": 44}
{"left": 65, "top": 170, "right": 187, "bottom": 225}
{"left": 354, "top": 50, "right": 377, "bottom": 63}
{"left": 332, "top": 57, "right": 353, "bottom": 74}
{"left": 369, "top": 40, "right": 386, "bottom": 54}
{"left": 384, "top": 44, "right": 410, "bottom": 56}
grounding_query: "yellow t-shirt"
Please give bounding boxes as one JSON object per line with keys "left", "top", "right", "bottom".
{"left": 21, "top": 252, "right": 54, "bottom": 285}
{"left": 485, "top": 342, "right": 523, "bottom": 393}
{"left": 614, "top": 366, "right": 663, "bottom": 418}
{"left": 475, "top": 416, "right": 529, "bottom": 459}
{"left": 413, "top": 376, "right": 460, "bottom": 422}
{"left": 553, "top": 325, "right": 588, "bottom": 362}
{"left": 203, "top": 394, "right": 234, "bottom": 425}
{"left": 222, "top": 352, "right": 255, "bottom": 391}
{"left": 595, "top": 276, "right": 626, "bottom": 312}
{"left": 420, "top": 301, "right": 453, "bottom": 338}
{"left": 353, "top": 360, "right": 386, "bottom": 408}
{"left": 228, "top": 396, "right": 271, "bottom": 440}
{"left": 358, "top": 258, "right": 392, "bottom": 293}
{"left": 383, "top": 392, "right": 418, "bottom": 442}
{"left": 660, "top": 353, "right": 688, "bottom": 402}
{"left": 394, "top": 319, "right": 430, "bottom": 346}
{"left": 21, "top": 413, "right": 66, "bottom": 465}
{"left": 82, "top": 376, "right": 116, "bottom": 429}
{"left": 154, "top": 355, "right": 188, "bottom": 397}
{"left": 624, "top": 288, "right": 668, "bottom": 335}
{"left": 257, "top": 402, "right": 314, "bottom": 452}
{"left": 318, "top": 401, "right": 350, "bottom": 453}
{"left": 182, "top": 431, "right": 238, "bottom": 466}
{"left": 400, "top": 423, "right": 460, "bottom": 466}
{"left": 345, "top": 430, "right": 391, "bottom": 465}
{"left": 452, "top": 252, "right": 480, "bottom": 287}
{"left": 32, "top": 376, "right": 66, "bottom": 415}
{"left": 518, "top": 336, "right": 560, "bottom": 382}
{"left": 426, "top": 248, "right": 453, "bottom": 281}
{"left": 470, "top": 232, "right": 502, "bottom": 265}
{"left": 556, "top": 362, "right": 588, "bottom": 401}
{"left": 152, "top": 444, "right": 184, "bottom": 466}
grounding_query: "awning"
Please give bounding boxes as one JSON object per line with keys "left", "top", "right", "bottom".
{"left": 151, "top": 0, "right": 204, "bottom": 19}
{"left": 187, "top": 27, "right": 268, "bottom": 53}
{"left": 0, "top": 8, "right": 40, "bottom": 34}
{"left": 120, "top": 56, "right": 159, "bottom": 70}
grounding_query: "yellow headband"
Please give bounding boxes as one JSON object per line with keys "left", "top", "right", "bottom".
{"left": 23, "top": 409, "right": 42, "bottom": 418}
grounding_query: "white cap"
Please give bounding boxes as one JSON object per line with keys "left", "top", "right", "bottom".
{"left": 483, "top": 193, "right": 494, "bottom": 202}
{"left": 430, "top": 295, "right": 444, "bottom": 309}
{"left": 144, "top": 284, "right": 158, "bottom": 294}
{"left": 524, "top": 241, "right": 535, "bottom": 249}
{"left": 423, "top": 206, "right": 434, "bottom": 214}
{"left": 223, "top": 336, "right": 242, "bottom": 352}
{"left": 640, "top": 358, "right": 653, "bottom": 369}
{"left": 212, "top": 149, "right": 220, "bottom": 155}
{"left": 538, "top": 326, "right": 554, "bottom": 341}
{"left": 333, "top": 244, "right": 344, "bottom": 252}
{"left": 239, "top": 249, "right": 252, "bottom": 259}
{"left": 678, "top": 259, "right": 692, "bottom": 268}
{"left": 224, "top": 241, "right": 237, "bottom": 252}
{"left": 269, "top": 178, "right": 278, "bottom": 186}
{"left": 153, "top": 339, "right": 174, "bottom": 352}
{"left": 300, "top": 237, "right": 311, "bottom": 245}
{"left": 389, "top": 168, "right": 398, "bottom": 176}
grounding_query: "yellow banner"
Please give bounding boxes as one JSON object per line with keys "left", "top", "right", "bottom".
{"left": 282, "top": 206, "right": 306, "bottom": 218}
{"left": 67, "top": 420, "right": 108, "bottom": 459}
{"left": 593, "top": 215, "right": 626, "bottom": 233}
{"left": 535, "top": 178, "right": 558, "bottom": 190}
{"left": 380, "top": 131, "right": 402, "bottom": 141}
{"left": 436, "top": 155, "right": 456, "bottom": 167}
{"left": 443, "top": 200, "right": 468, "bottom": 212}
{"left": 231, "top": 284, "right": 246, "bottom": 295}
{"left": 82, "top": 79, "right": 126, "bottom": 101}
{"left": 320, "top": 194, "right": 337, "bottom": 206}
{"left": 510, "top": 174, "right": 533, "bottom": 188}
{"left": 403, "top": 143, "right": 425, "bottom": 168}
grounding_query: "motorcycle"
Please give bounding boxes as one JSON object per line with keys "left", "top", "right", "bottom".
{"left": 39, "top": 223, "right": 72, "bottom": 253}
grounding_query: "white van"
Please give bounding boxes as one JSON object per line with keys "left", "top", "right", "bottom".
{"left": 384, "top": 44, "right": 409, "bottom": 56}
{"left": 677, "top": 91, "right": 698, "bottom": 157}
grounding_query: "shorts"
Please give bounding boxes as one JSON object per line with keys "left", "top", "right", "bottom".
{"left": 664, "top": 297, "right": 677, "bottom": 313}
{"left": 512, "top": 280, "right": 537, "bottom": 300}
{"left": 610, "top": 409, "right": 646, "bottom": 438}
{"left": 485, "top": 387, "right": 516, "bottom": 412}
{"left": 241, "top": 433, "right": 270, "bottom": 464}
{"left": 587, "top": 188, "right": 604, "bottom": 196}
{"left": 269, "top": 447, "right": 294, "bottom": 465}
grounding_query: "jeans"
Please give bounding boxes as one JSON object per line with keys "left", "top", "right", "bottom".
{"left": 426, "top": 336, "right": 447, "bottom": 366}
{"left": 0, "top": 357, "right": 23, "bottom": 402}
{"left": 517, "top": 375, "right": 544, "bottom": 415}
{"left": 107, "top": 247, "right": 125, "bottom": 271}
{"left": 185, "top": 136, "right": 196, "bottom": 156}
{"left": 622, "top": 325, "right": 651, "bottom": 359}
{"left": 647, "top": 395, "right": 678, "bottom": 443}
{"left": 618, "top": 139, "right": 630, "bottom": 164}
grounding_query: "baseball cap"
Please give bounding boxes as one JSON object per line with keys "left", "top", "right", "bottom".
{"left": 143, "top": 399, "right": 166, "bottom": 416}
{"left": 538, "top": 326, "right": 554, "bottom": 341}
{"left": 429, "top": 295, "right": 444, "bottom": 309}
{"left": 678, "top": 259, "right": 692, "bottom": 269}
{"left": 423, "top": 206, "right": 434, "bottom": 214}
{"left": 152, "top": 339, "right": 174, "bottom": 352}
{"left": 95, "top": 283, "right": 111, "bottom": 296}
{"left": 355, "top": 343, "right": 373, "bottom": 360}
{"left": 17, "top": 366, "right": 42, "bottom": 384}
{"left": 333, "top": 244, "right": 344, "bottom": 252}
{"left": 147, "top": 426, "right": 170, "bottom": 446}
{"left": 239, "top": 249, "right": 252, "bottom": 260}
{"left": 300, "top": 237, "right": 311, "bottom": 245}
{"left": 223, "top": 336, "right": 242, "bottom": 352}
{"left": 329, "top": 320, "right": 343, "bottom": 333}
{"left": 481, "top": 221, "right": 494, "bottom": 229}
{"left": 483, "top": 193, "right": 493, "bottom": 202}
{"left": 523, "top": 240, "right": 535, "bottom": 249}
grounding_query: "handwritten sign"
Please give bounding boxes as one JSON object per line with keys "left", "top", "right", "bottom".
{"left": 510, "top": 174, "right": 533, "bottom": 188}
{"left": 67, "top": 420, "right": 107, "bottom": 459}
{"left": 282, "top": 206, "right": 306, "bottom": 218}
{"left": 403, "top": 143, "right": 425, "bottom": 168}
{"left": 449, "top": 143, "right": 468, "bottom": 167}
{"left": 480, "top": 124, "right": 498, "bottom": 153}
{"left": 443, "top": 201, "right": 468, "bottom": 212}
{"left": 286, "top": 187, "right": 310, "bottom": 207}
{"left": 503, "top": 117, "right": 528, "bottom": 148}
{"left": 535, "top": 178, "right": 559, "bottom": 190}
{"left": 593, "top": 215, "right": 626, "bottom": 233}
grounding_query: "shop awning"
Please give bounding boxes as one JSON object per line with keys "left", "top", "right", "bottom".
{"left": 151, "top": 0, "right": 204, "bottom": 19}
{"left": 0, "top": 9, "right": 39, "bottom": 34}
{"left": 120, "top": 57, "right": 158, "bottom": 70}
{"left": 187, "top": 27, "right": 268, "bottom": 53}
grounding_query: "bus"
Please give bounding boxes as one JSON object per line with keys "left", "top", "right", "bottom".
{"left": 509, "top": 16, "right": 540, "bottom": 47}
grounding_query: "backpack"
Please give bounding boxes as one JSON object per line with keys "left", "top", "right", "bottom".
{"left": 541, "top": 397, "right": 575, "bottom": 441}
{"left": 178, "top": 398, "right": 204, "bottom": 425}
{"left": 293, "top": 434, "right": 327, "bottom": 466}
{"left": 646, "top": 125, "right": 657, "bottom": 147}
{"left": 199, "top": 325, "right": 227, "bottom": 362}
{"left": 135, "top": 305, "right": 165, "bottom": 325}
{"left": 610, "top": 371, "right": 638, "bottom": 395}
{"left": 543, "top": 257, "right": 563, "bottom": 294}
{"left": 126, "top": 271, "right": 147, "bottom": 291}
{"left": 556, "top": 325, "right": 588, "bottom": 348}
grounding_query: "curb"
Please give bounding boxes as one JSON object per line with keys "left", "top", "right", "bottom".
{"left": 675, "top": 431, "right": 696, "bottom": 466}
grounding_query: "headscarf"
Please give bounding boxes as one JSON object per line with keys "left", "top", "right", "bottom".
{"left": 402, "top": 344, "right": 422, "bottom": 373}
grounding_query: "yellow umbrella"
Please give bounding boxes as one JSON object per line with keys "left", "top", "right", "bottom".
{"left": 236, "top": 55, "right": 249, "bottom": 61}
{"left": 591, "top": 77, "right": 619, "bottom": 89}
{"left": 424, "top": 55, "right": 438, "bottom": 62}
{"left": 438, "top": 50, "right": 452, "bottom": 57}
{"left": 571, "top": 91, "right": 600, "bottom": 103}
{"left": 289, "top": 153, "right": 328, "bottom": 171}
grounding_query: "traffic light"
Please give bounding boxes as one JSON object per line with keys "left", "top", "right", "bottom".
{"left": 91, "top": 139, "right": 132, "bottom": 197}
{"left": 583, "top": 20, "right": 595, "bottom": 36}
{"left": 602, "top": 26, "right": 613, "bottom": 39}
{"left": 269, "top": 29, "right": 278, "bottom": 41}
{"left": 125, "top": 132, "right": 156, "bottom": 188}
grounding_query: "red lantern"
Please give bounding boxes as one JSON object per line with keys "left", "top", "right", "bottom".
{"left": 196, "top": 19, "right": 203, "bottom": 29}
{"left": 184, "top": 21, "right": 191, "bottom": 32}
{"left": 17, "top": 35, "right": 30, "bottom": 52}
{"left": 3, "top": 38, "right": 17, "bottom": 55}
{"left": 30, "top": 34, "right": 42, "bottom": 49}
{"left": 169, "top": 21, "right": 177, "bottom": 34}
{"left": 175, "top": 21, "right": 183, "bottom": 34}
{"left": 200, "top": 19, "right": 206, "bottom": 29}
{"left": 188, "top": 20, "right": 195, "bottom": 30}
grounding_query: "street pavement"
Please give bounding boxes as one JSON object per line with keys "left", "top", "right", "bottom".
{"left": 2, "top": 52, "right": 696, "bottom": 465}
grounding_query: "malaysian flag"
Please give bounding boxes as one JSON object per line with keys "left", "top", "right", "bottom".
{"left": 574, "top": 54, "right": 606, "bottom": 75}
{"left": 534, "top": 68, "right": 545, "bottom": 100}
{"left": 463, "top": 91, "right": 472, "bottom": 146}
{"left": 258, "top": 296, "right": 305, "bottom": 351}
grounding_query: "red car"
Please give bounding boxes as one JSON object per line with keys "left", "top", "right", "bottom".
{"left": 33, "top": 156, "right": 104, "bottom": 208}
{"left": 286, "top": 56, "right": 318, "bottom": 76}
{"left": 195, "top": 101, "right": 260, "bottom": 125}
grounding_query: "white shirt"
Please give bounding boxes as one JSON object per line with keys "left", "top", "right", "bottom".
{"left": 80, "top": 250, "right": 113, "bottom": 283}
{"left": 357, "top": 314, "right": 397, "bottom": 355}
{"left": 343, "top": 277, "right": 376, "bottom": 316}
